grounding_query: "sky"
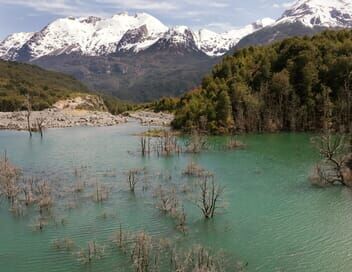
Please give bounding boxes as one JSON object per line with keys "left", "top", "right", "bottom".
{"left": 0, "top": 0, "right": 295, "bottom": 39}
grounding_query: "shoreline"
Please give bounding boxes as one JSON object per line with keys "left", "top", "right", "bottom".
{"left": 0, "top": 109, "right": 174, "bottom": 131}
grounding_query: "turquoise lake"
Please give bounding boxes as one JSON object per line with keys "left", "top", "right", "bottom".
{"left": 1, "top": 122, "right": 352, "bottom": 272}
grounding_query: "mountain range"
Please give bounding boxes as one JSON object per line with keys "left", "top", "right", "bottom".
{"left": 1, "top": 0, "right": 352, "bottom": 101}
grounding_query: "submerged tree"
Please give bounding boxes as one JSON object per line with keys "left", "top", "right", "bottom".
{"left": 77, "top": 241, "right": 105, "bottom": 264}
{"left": 194, "top": 175, "right": 225, "bottom": 219}
{"left": 24, "top": 94, "right": 32, "bottom": 137}
{"left": 126, "top": 168, "right": 145, "bottom": 193}
{"left": 184, "top": 131, "right": 208, "bottom": 154}
{"left": 36, "top": 117, "right": 46, "bottom": 138}
{"left": 140, "top": 137, "right": 151, "bottom": 157}
{"left": 171, "top": 245, "right": 229, "bottom": 272}
{"left": 310, "top": 134, "right": 352, "bottom": 186}
{"left": 0, "top": 151, "right": 21, "bottom": 206}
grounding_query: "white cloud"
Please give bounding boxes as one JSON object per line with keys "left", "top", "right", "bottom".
{"left": 272, "top": 1, "right": 294, "bottom": 9}
{"left": 0, "top": 0, "right": 109, "bottom": 17}
{"left": 95, "top": 0, "right": 178, "bottom": 11}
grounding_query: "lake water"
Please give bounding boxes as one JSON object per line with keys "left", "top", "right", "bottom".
{"left": 1, "top": 122, "right": 352, "bottom": 272}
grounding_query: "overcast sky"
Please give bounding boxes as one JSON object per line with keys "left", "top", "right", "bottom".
{"left": 0, "top": 0, "right": 295, "bottom": 39}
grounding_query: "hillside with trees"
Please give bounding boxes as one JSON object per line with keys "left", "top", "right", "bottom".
{"left": 172, "top": 30, "right": 352, "bottom": 134}
{"left": 0, "top": 60, "right": 134, "bottom": 113}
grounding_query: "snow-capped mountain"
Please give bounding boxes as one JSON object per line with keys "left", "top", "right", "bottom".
{"left": 0, "top": 32, "right": 34, "bottom": 60}
{"left": 194, "top": 18, "right": 275, "bottom": 56}
{"left": 12, "top": 12, "right": 168, "bottom": 61}
{"left": 0, "top": 12, "right": 273, "bottom": 61}
{"left": 276, "top": 0, "right": 352, "bottom": 28}
{"left": 236, "top": 0, "right": 352, "bottom": 48}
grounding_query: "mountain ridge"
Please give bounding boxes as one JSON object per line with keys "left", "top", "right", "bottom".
{"left": 1, "top": 0, "right": 352, "bottom": 102}
{"left": 0, "top": 13, "right": 274, "bottom": 61}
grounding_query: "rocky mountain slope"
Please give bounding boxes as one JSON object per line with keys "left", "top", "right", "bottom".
{"left": 236, "top": 0, "right": 352, "bottom": 48}
{"left": 0, "top": 13, "right": 274, "bottom": 61}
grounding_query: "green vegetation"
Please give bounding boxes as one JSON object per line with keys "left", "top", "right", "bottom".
{"left": 150, "top": 97, "right": 180, "bottom": 113}
{"left": 0, "top": 60, "right": 90, "bottom": 111}
{"left": 100, "top": 94, "right": 137, "bottom": 115}
{"left": 172, "top": 30, "right": 352, "bottom": 134}
{"left": 0, "top": 60, "right": 136, "bottom": 113}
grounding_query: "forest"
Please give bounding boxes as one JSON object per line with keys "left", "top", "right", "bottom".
{"left": 0, "top": 60, "right": 134, "bottom": 114}
{"left": 171, "top": 30, "right": 352, "bottom": 134}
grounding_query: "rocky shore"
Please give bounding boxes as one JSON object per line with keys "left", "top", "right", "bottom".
{"left": 0, "top": 96, "right": 174, "bottom": 131}
{"left": 0, "top": 108, "right": 127, "bottom": 131}
{"left": 128, "top": 111, "right": 174, "bottom": 126}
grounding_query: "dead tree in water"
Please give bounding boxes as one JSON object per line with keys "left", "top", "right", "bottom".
{"left": 126, "top": 168, "right": 144, "bottom": 193}
{"left": 183, "top": 161, "right": 208, "bottom": 177}
{"left": 0, "top": 152, "right": 21, "bottom": 206}
{"left": 171, "top": 245, "right": 227, "bottom": 272}
{"left": 130, "top": 232, "right": 154, "bottom": 272}
{"left": 311, "top": 134, "right": 352, "bottom": 186}
{"left": 77, "top": 241, "right": 105, "bottom": 264}
{"left": 140, "top": 137, "right": 151, "bottom": 157}
{"left": 225, "top": 135, "right": 245, "bottom": 150}
{"left": 25, "top": 94, "right": 32, "bottom": 137}
{"left": 35, "top": 180, "right": 53, "bottom": 214}
{"left": 36, "top": 117, "right": 46, "bottom": 138}
{"left": 194, "top": 175, "right": 225, "bottom": 219}
{"left": 93, "top": 181, "right": 109, "bottom": 202}
{"left": 155, "top": 131, "right": 182, "bottom": 157}
{"left": 154, "top": 186, "right": 187, "bottom": 233}
{"left": 184, "top": 131, "right": 208, "bottom": 154}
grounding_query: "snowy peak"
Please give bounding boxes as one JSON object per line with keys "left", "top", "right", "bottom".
{"left": 0, "top": 12, "right": 274, "bottom": 60}
{"left": 276, "top": 0, "right": 352, "bottom": 28}
{"left": 12, "top": 12, "right": 168, "bottom": 61}
{"left": 0, "top": 32, "right": 34, "bottom": 60}
{"left": 149, "top": 26, "right": 201, "bottom": 54}
{"left": 197, "top": 18, "right": 274, "bottom": 56}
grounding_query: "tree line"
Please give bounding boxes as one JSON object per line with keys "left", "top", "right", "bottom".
{"left": 171, "top": 30, "right": 352, "bottom": 134}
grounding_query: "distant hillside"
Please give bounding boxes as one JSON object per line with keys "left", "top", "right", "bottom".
{"left": 0, "top": 60, "right": 91, "bottom": 111}
{"left": 172, "top": 30, "right": 352, "bottom": 134}
{"left": 0, "top": 60, "right": 135, "bottom": 113}
{"left": 32, "top": 50, "right": 218, "bottom": 102}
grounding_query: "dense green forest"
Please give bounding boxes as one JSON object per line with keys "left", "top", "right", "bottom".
{"left": 172, "top": 30, "right": 352, "bottom": 134}
{"left": 0, "top": 60, "right": 134, "bottom": 113}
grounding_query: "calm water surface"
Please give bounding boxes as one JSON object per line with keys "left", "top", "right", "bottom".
{"left": 1, "top": 122, "right": 352, "bottom": 272}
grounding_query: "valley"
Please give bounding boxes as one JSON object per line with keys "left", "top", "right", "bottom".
{"left": 1, "top": 1, "right": 352, "bottom": 272}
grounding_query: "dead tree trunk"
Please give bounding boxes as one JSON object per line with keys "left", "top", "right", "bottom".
{"left": 25, "top": 94, "right": 32, "bottom": 137}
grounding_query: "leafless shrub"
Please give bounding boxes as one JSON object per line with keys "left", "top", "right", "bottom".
{"left": 141, "top": 137, "right": 152, "bottom": 157}
{"left": 77, "top": 241, "right": 105, "bottom": 264}
{"left": 154, "top": 131, "right": 182, "bottom": 157}
{"left": 154, "top": 186, "right": 187, "bottom": 233}
{"left": 225, "top": 136, "right": 245, "bottom": 150}
{"left": 184, "top": 132, "right": 208, "bottom": 154}
{"left": 183, "top": 161, "right": 209, "bottom": 177}
{"left": 127, "top": 168, "right": 145, "bottom": 193}
{"left": 93, "top": 181, "right": 109, "bottom": 202}
{"left": 52, "top": 238, "right": 76, "bottom": 251}
{"left": 0, "top": 152, "right": 21, "bottom": 205}
{"left": 171, "top": 245, "right": 226, "bottom": 272}
{"left": 130, "top": 231, "right": 154, "bottom": 272}
{"left": 154, "top": 186, "right": 179, "bottom": 213}
{"left": 310, "top": 134, "right": 352, "bottom": 186}
{"left": 22, "top": 177, "right": 36, "bottom": 206}
{"left": 34, "top": 180, "right": 53, "bottom": 214}
{"left": 175, "top": 207, "right": 187, "bottom": 234}
{"left": 193, "top": 175, "right": 225, "bottom": 219}
{"left": 111, "top": 224, "right": 132, "bottom": 253}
